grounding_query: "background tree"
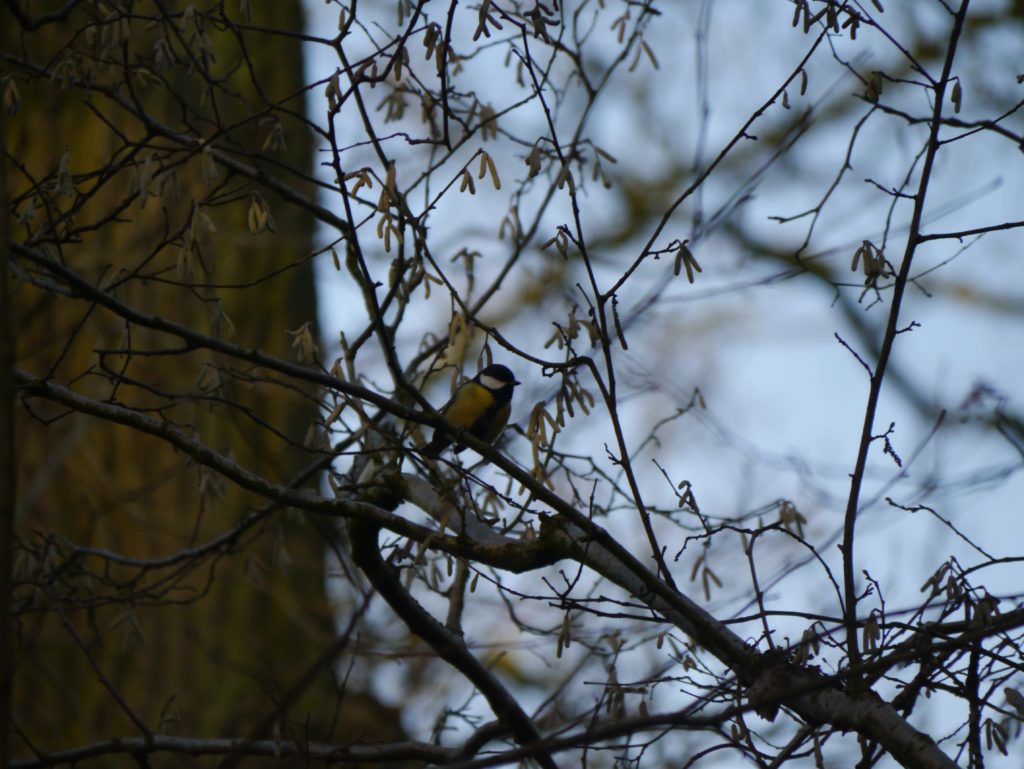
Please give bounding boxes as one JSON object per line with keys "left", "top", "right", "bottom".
{"left": 4, "top": 1, "right": 1024, "bottom": 768}
{"left": 3, "top": 0, "right": 402, "bottom": 764}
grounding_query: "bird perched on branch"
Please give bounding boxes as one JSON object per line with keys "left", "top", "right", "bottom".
{"left": 421, "top": 364, "right": 521, "bottom": 458}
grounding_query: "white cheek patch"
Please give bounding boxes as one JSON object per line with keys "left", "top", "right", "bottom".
{"left": 479, "top": 374, "right": 505, "bottom": 390}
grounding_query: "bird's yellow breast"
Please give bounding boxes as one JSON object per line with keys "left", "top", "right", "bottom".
{"left": 443, "top": 381, "right": 496, "bottom": 430}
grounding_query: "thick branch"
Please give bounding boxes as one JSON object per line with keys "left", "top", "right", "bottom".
{"left": 13, "top": 371, "right": 559, "bottom": 571}
{"left": 8, "top": 734, "right": 454, "bottom": 768}
{"left": 545, "top": 518, "right": 959, "bottom": 769}
{"left": 348, "top": 519, "right": 560, "bottom": 769}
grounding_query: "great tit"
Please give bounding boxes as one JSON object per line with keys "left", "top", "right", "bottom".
{"left": 421, "top": 364, "right": 521, "bottom": 457}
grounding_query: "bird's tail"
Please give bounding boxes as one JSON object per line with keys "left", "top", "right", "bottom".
{"left": 420, "top": 433, "right": 449, "bottom": 458}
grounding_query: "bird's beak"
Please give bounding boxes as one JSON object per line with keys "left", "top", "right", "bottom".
{"left": 513, "top": 380, "right": 522, "bottom": 386}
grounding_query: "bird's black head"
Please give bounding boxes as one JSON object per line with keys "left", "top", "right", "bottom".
{"left": 475, "top": 364, "right": 520, "bottom": 392}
